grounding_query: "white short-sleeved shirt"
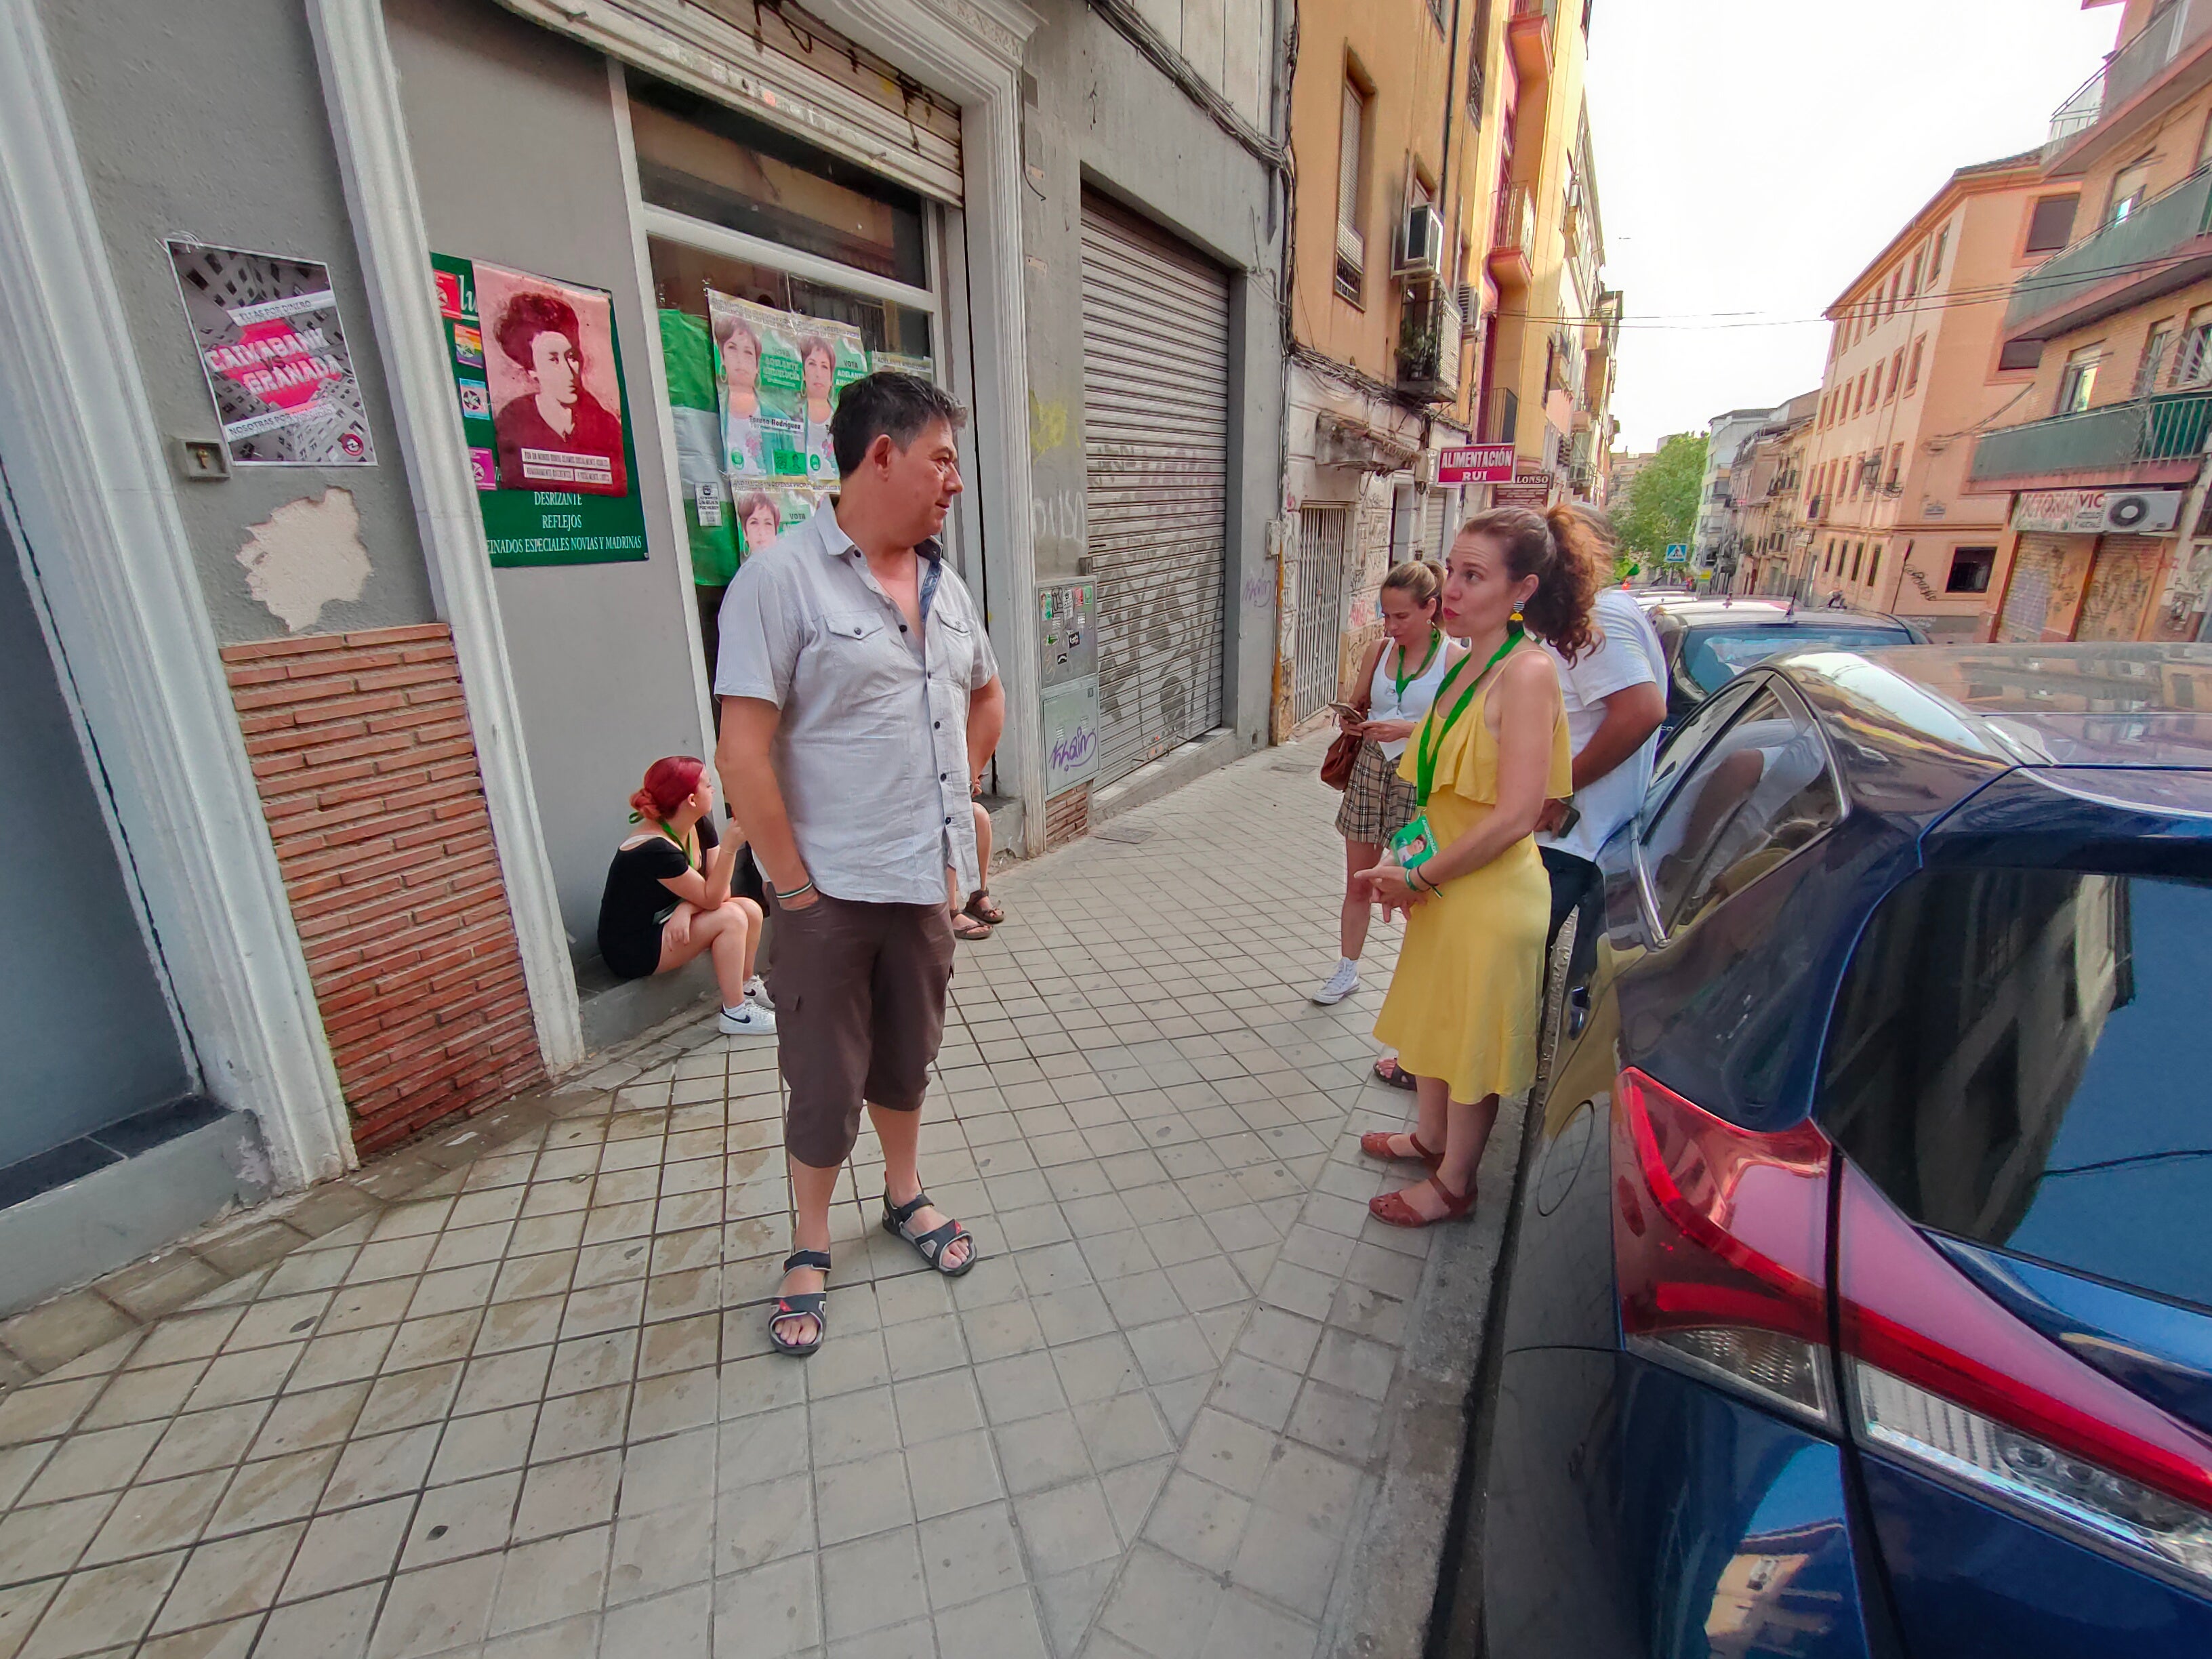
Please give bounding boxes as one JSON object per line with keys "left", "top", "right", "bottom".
{"left": 1537, "top": 588, "right": 1667, "bottom": 863}
{"left": 714, "top": 503, "right": 999, "bottom": 903}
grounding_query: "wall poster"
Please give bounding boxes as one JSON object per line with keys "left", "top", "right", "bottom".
{"left": 432, "top": 254, "right": 647, "bottom": 567}
{"left": 167, "top": 240, "right": 375, "bottom": 467}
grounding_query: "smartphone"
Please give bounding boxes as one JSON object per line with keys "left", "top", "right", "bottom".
{"left": 1327, "top": 701, "right": 1364, "bottom": 720}
{"left": 1552, "top": 802, "right": 1582, "bottom": 839}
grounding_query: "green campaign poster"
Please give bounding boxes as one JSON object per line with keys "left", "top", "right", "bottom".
{"left": 432, "top": 252, "right": 648, "bottom": 567}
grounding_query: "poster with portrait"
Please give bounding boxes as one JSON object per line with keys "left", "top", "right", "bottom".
{"left": 730, "top": 486, "right": 823, "bottom": 561}
{"left": 475, "top": 262, "right": 629, "bottom": 496}
{"left": 167, "top": 240, "right": 375, "bottom": 467}
{"left": 432, "top": 253, "right": 647, "bottom": 567}
{"left": 795, "top": 319, "right": 869, "bottom": 486}
{"left": 707, "top": 291, "right": 804, "bottom": 481}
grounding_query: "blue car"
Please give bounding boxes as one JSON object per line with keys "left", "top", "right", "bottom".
{"left": 1469, "top": 642, "right": 2212, "bottom": 1658}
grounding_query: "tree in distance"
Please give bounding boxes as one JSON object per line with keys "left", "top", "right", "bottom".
{"left": 1614, "top": 434, "right": 1708, "bottom": 563}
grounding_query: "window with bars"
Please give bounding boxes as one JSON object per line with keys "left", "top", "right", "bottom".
{"left": 1336, "top": 79, "right": 1368, "bottom": 302}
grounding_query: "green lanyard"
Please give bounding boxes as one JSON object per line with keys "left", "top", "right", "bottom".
{"left": 1391, "top": 629, "right": 1442, "bottom": 701}
{"left": 657, "top": 821, "right": 696, "bottom": 872}
{"left": 1414, "top": 626, "right": 1523, "bottom": 806}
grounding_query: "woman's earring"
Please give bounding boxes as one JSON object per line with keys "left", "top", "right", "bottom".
{"left": 1510, "top": 607, "right": 1525, "bottom": 623}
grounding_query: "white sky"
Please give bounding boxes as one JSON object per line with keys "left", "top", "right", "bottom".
{"left": 1586, "top": 0, "right": 2121, "bottom": 453}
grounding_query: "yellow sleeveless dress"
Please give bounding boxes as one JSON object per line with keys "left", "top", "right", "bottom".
{"left": 1372, "top": 653, "right": 1573, "bottom": 1105}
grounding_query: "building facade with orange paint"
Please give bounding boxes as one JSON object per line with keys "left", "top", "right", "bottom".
{"left": 1972, "top": 0, "right": 2212, "bottom": 644}
{"left": 1277, "top": 0, "right": 1612, "bottom": 736}
{"left": 1798, "top": 152, "right": 2057, "bottom": 638}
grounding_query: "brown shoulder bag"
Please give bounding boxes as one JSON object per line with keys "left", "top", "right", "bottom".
{"left": 1319, "top": 637, "right": 1387, "bottom": 792}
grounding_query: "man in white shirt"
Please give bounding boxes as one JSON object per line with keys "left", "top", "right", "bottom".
{"left": 1537, "top": 586, "right": 1668, "bottom": 979}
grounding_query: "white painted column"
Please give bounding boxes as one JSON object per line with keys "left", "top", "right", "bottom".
{"left": 0, "top": 0, "right": 354, "bottom": 1186}
{"left": 307, "top": 0, "right": 585, "bottom": 1072}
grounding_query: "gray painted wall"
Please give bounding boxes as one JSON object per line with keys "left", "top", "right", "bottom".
{"left": 388, "top": 0, "right": 710, "bottom": 958}
{"left": 0, "top": 520, "right": 191, "bottom": 1168}
{"left": 1020, "top": 2, "right": 1286, "bottom": 751}
{"left": 37, "top": 0, "right": 436, "bottom": 644}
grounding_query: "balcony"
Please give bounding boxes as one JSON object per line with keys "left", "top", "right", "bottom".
{"left": 2005, "top": 165, "right": 2212, "bottom": 341}
{"left": 1396, "top": 286, "right": 1464, "bottom": 403}
{"left": 1488, "top": 186, "right": 1534, "bottom": 289}
{"left": 2046, "top": 0, "right": 2212, "bottom": 174}
{"left": 1509, "top": 0, "right": 1555, "bottom": 81}
{"left": 1966, "top": 390, "right": 2212, "bottom": 491}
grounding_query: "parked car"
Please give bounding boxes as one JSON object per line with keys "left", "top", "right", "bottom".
{"left": 1647, "top": 598, "right": 1925, "bottom": 729}
{"left": 1469, "top": 642, "right": 2212, "bottom": 1659}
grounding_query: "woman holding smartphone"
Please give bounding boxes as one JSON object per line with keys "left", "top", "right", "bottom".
{"left": 1353, "top": 507, "right": 1597, "bottom": 1226}
{"left": 1313, "top": 560, "right": 1456, "bottom": 1057}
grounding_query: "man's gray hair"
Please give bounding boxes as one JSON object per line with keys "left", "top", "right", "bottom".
{"left": 829, "top": 371, "right": 968, "bottom": 477}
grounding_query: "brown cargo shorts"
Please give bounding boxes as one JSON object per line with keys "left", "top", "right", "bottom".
{"left": 769, "top": 894, "right": 956, "bottom": 1170}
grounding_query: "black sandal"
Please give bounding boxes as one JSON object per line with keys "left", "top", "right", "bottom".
{"left": 884, "top": 1192, "right": 977, "bottom": 1277}
{"left": 768, "top": 1249, "right": 830, "bottom": 1357}
{"left": 1374, "top": 1057, "right": 1418, "bottom": 1092}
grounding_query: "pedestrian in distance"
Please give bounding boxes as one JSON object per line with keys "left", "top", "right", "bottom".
{"left": 1534, "top": 514, "right": 1666, "bottom": 986}
{"left": 1353, "top": 506, "right": 1590, "bottom": 1227}
{"left": 1313, "top": 560, "right": 1460, "bottom": 1094}
{"left": 594, "top": 756, "right": 774, "bottom": 1037}
{"left": 715, "top": 371, "right": 1005, "bottom": 1357}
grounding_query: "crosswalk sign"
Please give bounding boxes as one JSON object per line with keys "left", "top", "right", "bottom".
{"left": 1664, "top": 544, "right": 1689, "bottom": 565}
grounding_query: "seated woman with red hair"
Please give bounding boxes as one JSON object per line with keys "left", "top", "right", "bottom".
{"left": 596, "top": 756, "right": 774, "bottom": 1036}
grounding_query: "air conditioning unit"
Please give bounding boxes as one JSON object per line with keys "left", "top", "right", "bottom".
{"left": 2102, "top": 489, "right": 2184, "bottom": 533}
{"left": 1414, "top": 451, "right": 1439, "bottom": 488}
{"left": 1456, "top": 283, "right": 1480, "bottom": 324}
{"left": 1394, "top": 205, "right": 1444, "bottom": 279}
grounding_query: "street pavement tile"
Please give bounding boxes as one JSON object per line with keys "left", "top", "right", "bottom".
{"left": 0, "top": 745, "right": 1456, "bottom": 1659}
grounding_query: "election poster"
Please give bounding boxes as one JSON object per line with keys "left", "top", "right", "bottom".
{"left": 796, "top": 319, "right": 869, "bottom": 485}
{"left": 708, "top": 291, "right": 805, "bottom": 482}
{"left": 167, "top": 241, "right": 375, "bottom": 467}
{"left": 432, "top": 253, "right": 647, "bottom": 567}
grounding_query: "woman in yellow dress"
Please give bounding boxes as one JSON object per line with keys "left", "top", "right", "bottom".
{"left": 1355, "top": 505, "right": 1601, "bottom": 1227}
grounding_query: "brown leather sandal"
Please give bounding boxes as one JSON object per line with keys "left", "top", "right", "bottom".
{"left": 1359, "top": 1129, "right": 1444, "bottom": 1170}
{"left": 1368, "top": 1174, "right": 1475, "bottom": 1229}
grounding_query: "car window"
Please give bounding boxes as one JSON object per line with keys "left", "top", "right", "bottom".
{"left": 1821, "top": 867, "right": 2212, "bottom": 1312}
{"left": 1640, "top": 687, "right": 1841, "bottom": 933}
{"left": 1681, "top": 624, "right": 1917, "bottom": 693}
{"left": 1642, "top": 676, "right": 1761, "bottom": 827}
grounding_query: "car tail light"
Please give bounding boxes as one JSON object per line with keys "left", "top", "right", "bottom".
{"left": 1611, "top": 1067, "right": 1836, "bottom": 1427}
{"left": 1835, "top": 1164, "right": 2212, "bottom": 1588}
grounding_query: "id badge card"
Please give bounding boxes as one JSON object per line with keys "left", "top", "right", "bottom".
{"left": 1389, "top": 813, "right": 1438, "bottom": 873}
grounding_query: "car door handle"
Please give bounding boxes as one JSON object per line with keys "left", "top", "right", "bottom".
{"left": 1566, "top": 986, "right": 1591, "bottom": 1038}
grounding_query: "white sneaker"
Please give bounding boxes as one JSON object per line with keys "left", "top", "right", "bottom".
{"left": 1311, "top": 959, "right": 1362, "bottom": 1006}
{"left": 745, "top": 975, "right": 774, "bottom": 1012}
{"left": 718, "top": 1002, "right": 777, "bottom": 1038}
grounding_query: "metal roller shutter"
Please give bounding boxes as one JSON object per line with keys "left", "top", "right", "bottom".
{"left": 1080, "top": 193, "right": 1231, "bottom": 786}
{"left": 1997, "top": 534, "right": 2068, "bottom": 642}
{"left": 2076, "top": 534, "right": 2166, "bottom": 641}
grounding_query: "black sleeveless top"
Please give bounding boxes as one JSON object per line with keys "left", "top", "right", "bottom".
{"left": 596, "top": 817, "right": 718, "bottom": 980}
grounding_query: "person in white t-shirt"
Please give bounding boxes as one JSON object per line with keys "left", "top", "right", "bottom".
{"left": 1536, "top": 577, "right": 1667, "bottom": 983}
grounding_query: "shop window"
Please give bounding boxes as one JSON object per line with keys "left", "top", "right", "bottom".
{"left": 2024, "top": 194, "right": 2078, "bottom": 253}
{"left": 1946, "top": 546, "right": 1996, "bottom": 594}
{"left": 628, "top": 73, "right": 927, "bottom": 289}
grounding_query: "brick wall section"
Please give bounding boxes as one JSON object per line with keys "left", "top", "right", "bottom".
{"left": 221, "top": 624, "right": 543, "bottom": 1155}
{"left": 1046, "top": 783, "right": 1090, "bottom": 848}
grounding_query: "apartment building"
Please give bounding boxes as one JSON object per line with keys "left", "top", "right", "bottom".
{"left": 1277, "top": 0, "right": 1509, "bottom": 733}
{"left": 1801, "top": 151, "right": 2051, "bottom": 637}
{"left": 1693, "top": 407, "right": 1778, "bottom": 583}
{"left": 1732, "top": 392, "right": 1820, "bottom": 598}
{"left": 1970, "top": 0, "right": 2212, "bottom": 643}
